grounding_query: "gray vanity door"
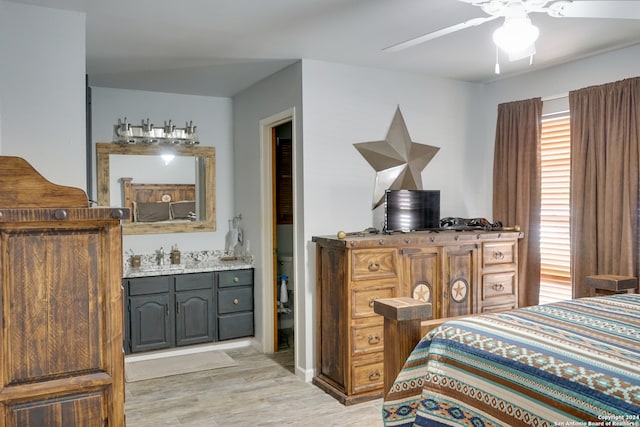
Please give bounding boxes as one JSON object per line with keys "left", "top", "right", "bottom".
{"left": 175, "top": 272, "right": 215, "bottom": 346}
{"left": 175, "top": 290, "right": 215, "bottom": 346}
{"left": 129, "top": 294, "right": 174, "bottom": 353}
{"left": 127, "top": 276, "right": 175, "bottom": 353}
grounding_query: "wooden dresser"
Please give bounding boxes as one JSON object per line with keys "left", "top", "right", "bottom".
{"left": 0, "top": 157, "right": 128, "bottom": 426}
{"left": 312, "top": 229, "right": 522, "bottom": 404}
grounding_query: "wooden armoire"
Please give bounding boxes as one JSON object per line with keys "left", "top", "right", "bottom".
{"left": 0, "top": 157, "right": 128, "bottom": 426}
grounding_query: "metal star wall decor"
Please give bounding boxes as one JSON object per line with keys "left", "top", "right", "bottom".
{"left": 354, "top": 107, "right": 440, "bottom": 209}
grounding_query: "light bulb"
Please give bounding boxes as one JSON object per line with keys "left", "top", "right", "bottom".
{"left": 493, "top": 16, "right": 539, "bottom": 55}
{"left": 161, "top": 154, "right": 175, "bottom": 165}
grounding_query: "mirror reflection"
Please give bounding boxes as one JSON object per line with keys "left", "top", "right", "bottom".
{"left": 96, "top": 142, "right": 216, "bottom": 235}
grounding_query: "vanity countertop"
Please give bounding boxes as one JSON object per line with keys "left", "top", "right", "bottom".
{"left": 123, "top": 259, "right": 254, "bottom": 278}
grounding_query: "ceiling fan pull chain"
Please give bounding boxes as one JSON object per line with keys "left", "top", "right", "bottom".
{"left": 495, "top": 46, "right": 501, "bottom": 75}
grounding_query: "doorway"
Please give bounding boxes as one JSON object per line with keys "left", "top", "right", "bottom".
{"left": 273, "top": 121, "right": 294, "bottom": 366}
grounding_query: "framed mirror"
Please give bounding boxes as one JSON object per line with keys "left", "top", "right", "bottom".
{"left": 96, "top": 142, "right": 216, "bottom": 235}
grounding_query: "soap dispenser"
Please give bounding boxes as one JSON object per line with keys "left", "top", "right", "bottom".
{"left": 170, "top": 244, "right": 181, "bottom": 265}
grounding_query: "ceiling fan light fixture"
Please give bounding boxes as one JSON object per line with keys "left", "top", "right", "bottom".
{"left": 492, "top": 16, "right": 539, "bottom": 55}
{"left": 507, "top": 42, "right": 536, "bottom": 61}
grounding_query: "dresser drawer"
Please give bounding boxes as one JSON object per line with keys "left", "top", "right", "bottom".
{"left": 352, "top": 285, "right": 395, "bottom": 318}
{"left": 218, "top": 286, "right": 253, "bottom": 314}
{"left": 351, "top": 359, "right": 384, "bottom": 394}
{"left": 481, "top": 301, "right": 517, "bottom": 313}
{"left": 351, "top": 249, "right": 399, "bottom": 281}
{"left": 482, "top": 272, "right": 516, "bottom": 301}
{"left": 218, "top": 269, "right": 253, "bottom": 287}
{"left": 482, "top": 241, "right": 515, "bottom": 268}
{"left": 351, "top": 323, "right": 383, "bottom": 356}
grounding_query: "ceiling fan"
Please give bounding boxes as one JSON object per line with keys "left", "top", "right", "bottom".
{"left": 384, "top": 1, "right": 640, "bottom": 67}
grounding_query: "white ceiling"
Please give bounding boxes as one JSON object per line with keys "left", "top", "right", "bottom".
{"left": 8, "top": 0, "right": 640, "bottom": 96}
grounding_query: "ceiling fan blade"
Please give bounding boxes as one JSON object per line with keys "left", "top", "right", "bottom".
{"left": 549, "top": 1, "right": 640, "bottom": 19}
{"left": 383, "top": 15, "right": 499, "bottom": 52}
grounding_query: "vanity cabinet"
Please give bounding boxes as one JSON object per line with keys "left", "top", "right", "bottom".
{"left": 124, "top": 268, "right": 254, "bottom": 353}
{"left": 216, "top": 269, "right": 255, "bottom": 341}
{"left": 124, "top": 272, "right": 215, "bottom": 354}
{"left": 312, "top": 230, "right": 521, "bottom": 405}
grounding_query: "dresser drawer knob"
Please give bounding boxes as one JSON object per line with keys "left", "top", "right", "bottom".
{"left": 492, "top": 283, "right": 505, "bottom": 292}
{"left": 233, "top": 298, "right": 239, "bottom": 305}
{"left": 111, "top": 208, "right": 125, "bottom": 219}
{"left": 368, "top": 297, "right": 379, "bottom": 308}
{"left": 234, "top": 276, "right": 239, "bottom": 283}
{"left": 368, "top": 370, "right": 381, "bottom": 381}
{"left": 368, "top": 261, "right": 380, "bottom": 272}
{"left": 367, "top": 334, "right": 381, "bottom": 345}
{"left": 493, "top": 251, "right": 505, "bottom": 260}
{"left": 53, "top": 209, "right": 68, "bottom": 220}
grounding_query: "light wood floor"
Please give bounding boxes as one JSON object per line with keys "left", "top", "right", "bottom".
{"left": 125, "top": 346, "right": 383, "bottom": 427}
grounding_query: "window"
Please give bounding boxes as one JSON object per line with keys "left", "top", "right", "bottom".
{"left": 539, "top": 114, "right": 572, "bottom": 304}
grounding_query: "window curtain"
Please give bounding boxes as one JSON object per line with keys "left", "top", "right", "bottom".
{"left": 493, "top": 98, "right": 542, "bottom": 308}
{"left": 569, "top": 77, "right": 640, "bottom": 297}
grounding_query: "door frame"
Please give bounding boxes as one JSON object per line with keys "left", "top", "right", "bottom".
{"left": 259, "top": 108, "right": 297, "bottom": 357}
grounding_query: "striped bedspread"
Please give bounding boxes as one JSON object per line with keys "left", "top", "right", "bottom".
{"left": 383, "top": 294, "right": 640, "bottom": 427}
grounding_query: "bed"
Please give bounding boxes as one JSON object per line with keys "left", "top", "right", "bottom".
{"left": 120, "top": 177, "right": 196, "bottom": 223}
{"left": 381, "top": 294, "right": 640, "bottom": 426}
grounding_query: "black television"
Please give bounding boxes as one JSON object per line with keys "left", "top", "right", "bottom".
{"left": 384, "top": 189, "right": 440, "bottom": 232}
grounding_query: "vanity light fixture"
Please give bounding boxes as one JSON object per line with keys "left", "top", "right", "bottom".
{"left": 113, "top": 118, "right": 199, "bottom": 145}
{"left": 161, "top": 154, "right": 175, "bottom": 165}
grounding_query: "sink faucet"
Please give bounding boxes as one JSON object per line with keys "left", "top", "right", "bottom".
{"left": 156, "top": 247, "right": 165, "bottom": 266}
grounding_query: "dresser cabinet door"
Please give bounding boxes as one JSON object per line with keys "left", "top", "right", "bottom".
{"left": 5, "top": 231, "right": 105, "bottom": 381}
{"left": 1, "top": 223, "right": 123, "bottom": 426}
{"left": 400, "top": 247, "right": 440, "bottom": 313}
{"left": 442, "top": 244, "right": 478, "bottom": 317}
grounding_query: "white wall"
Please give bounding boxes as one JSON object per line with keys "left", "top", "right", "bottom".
{"left": 234, "top": 59, "right": 484, "bottom": 378}
{"left": 0, "top": 1, "right": 86, "bottom": 189}
{"left": 301, "top": 60, "right": 483, "bottom": 235}
{"left": 91, "top": 87, "right": 234, "bottom": 254}
{"left": 233, "top": 62, "right": 303, "bottom": 367}
{"left": 300, "top": 60, "right": 480, "bottom": 377}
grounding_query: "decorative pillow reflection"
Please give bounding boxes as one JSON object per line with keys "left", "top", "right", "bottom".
{"left": 134, "top": 201, "right": 171, "bottom": 222}
{"left": 170, "top": 201, "right": 196, "bottom": 220}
